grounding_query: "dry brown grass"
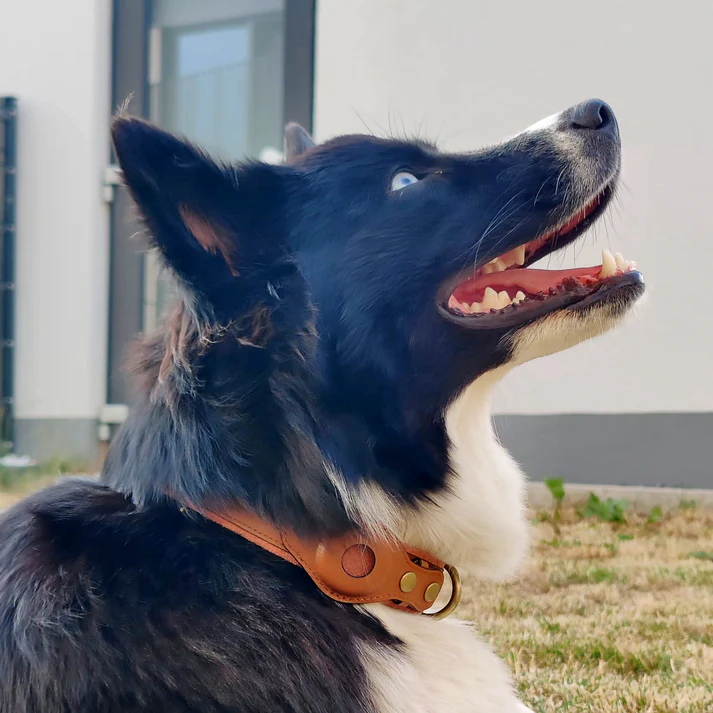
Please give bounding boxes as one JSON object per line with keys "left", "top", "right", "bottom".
{"left": 0, "top": 474, "right": 62, "bottom": 508}
{"left": 461, "top": 505, "right": 713, "bottom": 713}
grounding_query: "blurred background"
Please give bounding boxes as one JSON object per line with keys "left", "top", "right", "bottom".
{"left": 0, "top": 0, "right": 710, "bottom": 488}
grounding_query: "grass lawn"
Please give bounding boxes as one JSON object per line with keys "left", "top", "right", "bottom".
{"left": 461, "top": 504, "right": 713, "bottom": 713}
{"left": 0, "top": 461, "right": 89, "bottom": 509}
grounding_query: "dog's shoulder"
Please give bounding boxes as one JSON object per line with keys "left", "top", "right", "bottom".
{"left": 0, "top": 480, "right": 143, "bottom": 709}
{"left": 0, "top": 478, "right": 188, "bottom": 590}
{"left": 0, "top": 479, "right": 387, "bottom": 712}
{"left": 0, "top": 476, "right": 294, "bottom": 635}
{"left": 0, "top": 478, "right": 137, "bottom": 590}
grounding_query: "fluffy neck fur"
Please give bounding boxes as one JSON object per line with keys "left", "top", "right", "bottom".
{"left": 405, "top": 368, "right": 529, "bottom": 578}
{"left": 329, "top": 368, "right": 529, "bottom": 579}
{"left": 101, "top": 299, "right": 354, "bottom": 538}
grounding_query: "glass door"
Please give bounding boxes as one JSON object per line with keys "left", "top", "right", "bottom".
{"left": 143, "top": 0, "right": 286, "bottom": 331}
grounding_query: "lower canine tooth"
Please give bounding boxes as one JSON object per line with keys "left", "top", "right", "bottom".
{"left": 600, "top": 249, "right": 617, "bottom": 278}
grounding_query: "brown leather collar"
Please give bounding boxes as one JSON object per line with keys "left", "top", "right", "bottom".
{"left": 192, "top": 504, "right": 461, "bottom": 618}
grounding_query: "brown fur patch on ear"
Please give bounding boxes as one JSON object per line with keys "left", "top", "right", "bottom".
{"left": 179, "top": 206, "right": 239, "bottom": 276}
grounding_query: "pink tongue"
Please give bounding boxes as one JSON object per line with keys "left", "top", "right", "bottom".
{"left": 453, "top": 264, "right": 602, "bottom": 302}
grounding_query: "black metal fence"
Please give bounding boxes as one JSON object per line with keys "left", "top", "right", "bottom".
{"left": 0, "top": 97, "right": 16, "bottom": 449}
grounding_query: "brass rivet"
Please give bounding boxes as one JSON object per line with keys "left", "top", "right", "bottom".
{"left": 400, "top": 572, "right": 418, "bottom": 593}
{"left": 424, "top": 582, "right": 441, "bottom": 603}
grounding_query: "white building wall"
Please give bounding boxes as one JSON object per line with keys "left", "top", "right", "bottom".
{"left": 0, "top": 0, "right": 113, "bottom": 423}
{"left": 314, "top": 0, "right": 713, "bottom": 415}
{"left": 2, "top": 0, "right": 710, "bottom": 463}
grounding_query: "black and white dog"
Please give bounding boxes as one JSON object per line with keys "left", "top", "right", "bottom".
{"left": 0, "top": 100, "right": 643, "bottom": 712}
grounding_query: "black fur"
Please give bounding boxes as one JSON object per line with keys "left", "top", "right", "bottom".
{"left": 0, "top": 103, "right": 636, "bottom": 711}
{"left": 0, "top": 479, "right": 394, "bottom": 712}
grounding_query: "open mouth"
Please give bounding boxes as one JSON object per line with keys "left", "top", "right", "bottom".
{"left": 439, "top": 183, "right": 644, "bottom": 328}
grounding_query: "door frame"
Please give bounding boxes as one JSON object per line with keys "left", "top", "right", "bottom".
{"left": 106, "top": 0, "right": 315, "bottom": 406}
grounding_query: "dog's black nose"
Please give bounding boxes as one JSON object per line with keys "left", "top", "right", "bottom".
{"left": 569, "top": 99, "right": 617, "bottom": 133}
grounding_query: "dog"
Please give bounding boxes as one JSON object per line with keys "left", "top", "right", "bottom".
{"left": 0, "top": 99, "right": 643, "bottom": 712}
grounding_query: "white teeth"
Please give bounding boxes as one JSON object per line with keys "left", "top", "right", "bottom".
{"left": 481, "top": 286, "right": 501, "bottom": 311}
{"left": 600, "top": 249, "right": 636, "bottom": 277}
{"left": 483, "top": 257, "right": 508, "bottom": 273}
{"left": 452, "top": 245, "right": 638, "bottom": 318}
{"left": 600, "top": 249, "right": 617, "bottom": 278}
{"left": 450, "top": 288, "right": 531, "bottom": 315}
{"left": 502, "top": 245, "right": 526, "bottom": 267}
{"left": 486, "top": 246, "right": 527, "bottom": 272}
{"left": 614, "top": 252, "right": 636, "bottom": 272}
{"left": 449, "top": 290, "right": 514, "bottom": 315}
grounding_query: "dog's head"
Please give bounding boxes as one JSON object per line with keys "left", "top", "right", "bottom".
{"left": 108, "top": 100, "right": 643, "bottom": 570}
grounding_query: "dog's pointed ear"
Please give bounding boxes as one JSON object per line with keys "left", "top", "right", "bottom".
{"left": 284, "top": 123, "right": 315, "bottom": 163}
{"left": 111, "top": 116, "right": 289, "bottom": 300}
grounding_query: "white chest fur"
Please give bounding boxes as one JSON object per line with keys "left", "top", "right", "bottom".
{"left": 326, "top": 369, "right": 532, "bottom": 710}
{"left": 402, "top": 367, "right": 530, "bottom": 580}
{"left": 356, "top": 369, "right": 533, "bottom": 712}
{"left": 326, "top": 370, "right": 530, "bottom": 582}
{"left": 360, "top": 606, "right": 529, "bottom": 713}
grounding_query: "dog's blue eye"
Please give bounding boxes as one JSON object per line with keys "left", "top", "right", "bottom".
{"left": 390, "top": 171, "right": 419, "bottom": 191}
